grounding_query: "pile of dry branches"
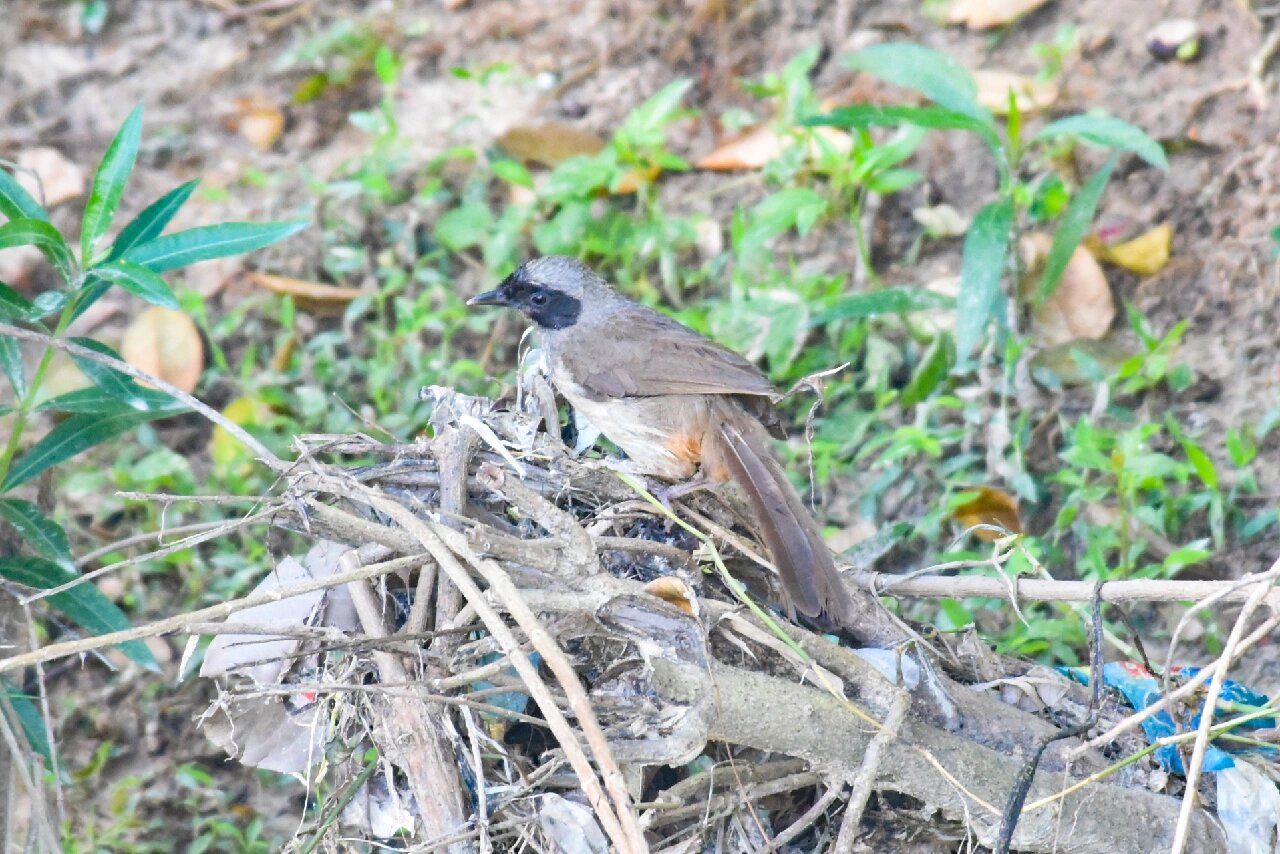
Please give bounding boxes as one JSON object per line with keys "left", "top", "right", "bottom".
{"left": 10, "top": 387, "right": 1273, "bottom": 851}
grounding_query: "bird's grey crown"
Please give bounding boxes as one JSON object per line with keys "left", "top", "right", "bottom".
{"left": 519, "top": 255, "right": 612, "bottom": 300}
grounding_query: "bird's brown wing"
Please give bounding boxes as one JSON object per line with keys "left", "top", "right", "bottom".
{"left": 558, "top": 305, "right": 778, "bottom": 401}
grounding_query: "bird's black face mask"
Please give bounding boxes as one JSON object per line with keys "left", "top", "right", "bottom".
{"left": 467, "top": 266, "right": 581, "bottom": 330}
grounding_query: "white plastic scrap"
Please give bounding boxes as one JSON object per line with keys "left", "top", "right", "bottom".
{"left": 1217, "top": 761, "right": 1280, "bottom": 854}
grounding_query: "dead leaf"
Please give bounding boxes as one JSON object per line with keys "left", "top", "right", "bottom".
{"left": 694, "top": 219, "right": 724, "bottom": 260}
{"left": 496, "top": 123, "right": 605, "bottom": 167}
{"left": 229, "top": 94, "right": 285, "bottom": 151}
{"left": 643, "top": 577, "right": 698, "bottom": 616}
{"left": 211, "top": 396, "right": 272, "bottom": 474}
{"left": 1031, "top": 337, "right": 1138, "bottom": 386}
{"left": 973, "top": 70, "right": 1058, "bottom": 114}
{"left": 952, "top": 486, "right": 1022, "bottom": 540}
{"left": 949, "top": 0, "right": 1051, "bottom": 29}
{"left": 611, "top": 165, "right": 662, "bottom": 195}
{"left": 913, "top": 204, "right": 968, "bottom": 237}
{"left": 16, "top": 147, "right": 85, "bottom": 208}
{"left": 1023, "top": 233, "right": 1115, "bottom": 346}
{"left": 250, "top": 272, "right": 364, "bottom": 315}
{"left": 0, "top": 245, "right": 45, "bottom": 292}
{"left": 696, "top": 125, "right": 852, "bottom": 171}
{"left": 1095, "top": 223, "right": 1173, "bottom": 277}
{"left": 120, "top": 307, "right": 205, "bottom": 394}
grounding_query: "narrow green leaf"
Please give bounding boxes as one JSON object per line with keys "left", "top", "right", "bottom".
{"left": 805, "top": 104, "right": 1003, "bottom": 159}
{"left": 68, "top": 338, "right": 149, "bottom": 410}
{"left": 90, "top": 260, "right": 179, "bottom": 309}
{"left": 1038, "top": 157, "right": 1116, "bottom": 304}
{"left": 109, "top": 179, "right": 200, "bottom": 258}
{"left": 30, "top": 290, "right": 67, "bottom": 319}
{"left": 812, "top": 287, "right": 953, "bottom": 325}
{"left": 842, "top": 43, "right": 992, "bottom": 123}
{"left": 2, "top": 677, "right": 52, "bottom": 764}
{"left": 81, "top": 105, "right": 143, "bottom": 263}
{"left": 901, "top": 336, "right": 952, "bottom": 407}
{"left": 0, "top": 499, "right": 72, "bottom": 568}
{"left": 37, "top": 385, "right": 188, "bottom": 415}
{"left": 121, "top": 220, "right": 308, "bottom": 273}
{"left": 0, "top": 335, "right": 24, "bottom": 399}
{"left": 1033, "top": 113, "right": 1167, "bottom": 170}
{"left": 0, "top": 218, "right": 75, "bottom": 281}
{"left": 0, "top": 167, "right": 49, "bottom": 223}
{"left": 955, "top": 198, "right": 1015, "bottom": 360}
{"left": 2, "top": 408, "right": 171, "bottom": 491}
{"left": 0, "top": 556, "right": 156, "bottom": 669}
{"left": 0, "top": 281, "right": 35, "bottom": 321}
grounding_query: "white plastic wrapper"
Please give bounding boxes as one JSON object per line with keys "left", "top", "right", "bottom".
{"left": 1217, "top": 762, "right": 1280, "bottom": 854}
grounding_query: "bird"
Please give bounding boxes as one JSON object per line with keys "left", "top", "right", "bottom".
{"left": 467, "top": 255, "right": 856, "bottom": 627}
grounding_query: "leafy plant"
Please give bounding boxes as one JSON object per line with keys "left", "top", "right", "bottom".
{"left": 806, "top": 42, "right": 1168, "bottom": 365}
{"left": 0, "top": 105, "right": 304, "bottom": 758}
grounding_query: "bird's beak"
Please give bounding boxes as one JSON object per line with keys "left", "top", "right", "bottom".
{"left": 466, "top": 288, "right": 506, "bottom": 307}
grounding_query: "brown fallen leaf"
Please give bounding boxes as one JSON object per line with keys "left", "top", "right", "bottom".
{"left": 973, "top": 70, "right": 1058, "bottom": 114}
{"left": 696, "top": 125, "right": 852, "bottom": 171}
{"left": 1024, "top": 233, "right": 1115, "bottom": 346}
{"left": 642, "top": 577, "right": 699, "bottom": 616}
{"left": 611, "top": 165, "right": 662, "bottom": 195}
{"left": 16, "top": 147, "right": 86, "bottom": 208}
{"left": 496, "top": 123, "right": 606, "bottom": 167}
{"left": 953, "top": 486, "right": 1022, "bottom": 541}
{"left": 949, "top": 0, "right": 1051, "bottom": 29}
{"left": 229, "top": 94, "right": 285, "bottom": 151}
{"left": 121, "top": 307, "right": 205, "bottom": 394}
{"left": 250, "top": 272, "right": 364, "bottom": 316}
{"left": 1030, "top": 337, "right": 1138, "bottom": 386}
{"left": 1095, "top": 223, "right": 1173, "bottom": 277}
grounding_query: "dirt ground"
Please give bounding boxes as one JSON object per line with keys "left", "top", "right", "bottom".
{"left": 4, "top": 0, "right": 1280, "bottom": 847}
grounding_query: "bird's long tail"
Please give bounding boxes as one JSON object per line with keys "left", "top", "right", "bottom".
{"left": 714, "top": 421, "right": 856, "bottom": 627}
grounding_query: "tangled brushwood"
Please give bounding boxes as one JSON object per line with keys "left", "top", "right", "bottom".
{"left": 195, "top": 388, "right": 1228, "bottom": 852}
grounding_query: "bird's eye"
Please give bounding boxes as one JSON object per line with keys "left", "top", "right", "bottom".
{"left": 529, "top": 289, "right": 548, "bottom": 306}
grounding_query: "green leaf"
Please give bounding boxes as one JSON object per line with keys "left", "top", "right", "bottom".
{"left": 1182, "top": 440, "right": 1218, "bottom": 490}
{"left": 2, "top": 677, "right": 53, "bottom": 764}
{"left": 90, "top": 260, "right": 179, "bottom": 309}
{"left": 812, "top": 287, "right": 953, "bottom": 325}
{"left": 0, "top": 335, "right": 25, "bottom": 399}
{"left": 0, "top": 556, "right": 156, "bottom": 669}
{"left": 2, "top": 408, "right": 174, "bottom": 491}
{"left": 121, "top": 220, "right": 308, "bottom": 273}
{"left": 81, "top": 105, "right": 143, "bottom": 263}
{"left": 618, "top": 79, "right": 693, "bottom": 149}
{"left": 901, "top": 336, "right": 952, "bottom": 407}
{"left": 30, "top": 290, "right": 67, "bottom": 319}
{"left": 0, "top": 499, "right": 72, "bottom": 569}
{"left": 0, "top": 218, "right": 75, "bottom": 281}
{"left": 37, "top": 385, "right": 188, "bottom": 416}
{"left": 435, "top": 202, "right": 493, "bottom": 252}
{"left": 1037, "top": 156, "right": 1116, "bottom": 304}
{"left": 842, "top": 43, "right": 992, "bottom": 123}
{"left": 0, "top": 167, "right": 49, "bottom": 223}
{"left": 67, "top": 338, "right": 149, "bottom": 410}
{"left": 746, "top": 188, "right": 828, "bottom": 243}
{"left": 1032, "top": 113, "right": 1167, "bottom": 170}
{"left": 955, "top": 198, "right": 1015, "bottom": 360}
{"left": 109, "top": 179, "right": 199, "bottom": 258}
{"left": 0, "top": 280, "right": 36, "bottom": 321}
{"left": 805, "top": 104, "right": 1003, "bottom": 159}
